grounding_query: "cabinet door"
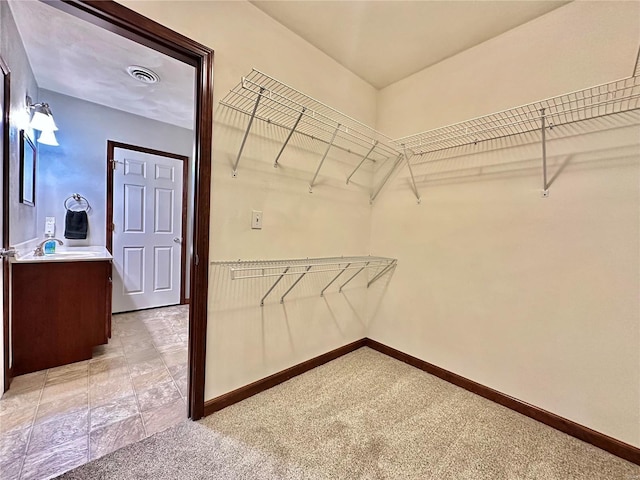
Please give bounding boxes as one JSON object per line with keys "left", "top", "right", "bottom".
{"left": 12, "top": 260, "right": 111, "bottom": 375}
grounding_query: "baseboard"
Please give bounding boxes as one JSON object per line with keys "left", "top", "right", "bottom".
{"left": 203, "top": 338, "right": 367, "bottom": 416}
{"left": 364, "top": 338, "right": 640, "bottom": 466}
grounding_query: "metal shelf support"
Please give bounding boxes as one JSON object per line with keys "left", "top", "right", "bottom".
{"left": 280, "top": 266, "right": 312, "bottom": 304}
{"left": 404, "top": 147, "right": 421, "bottom": 204}
{"left": 346, "top": 141, "right": 378, "bottom": 184}
{"left": 370, "top": 154, "right": 404, "bottom": 204}
{"left": 320, "top": 263, "right": 351, "bottom": 297}
{"left": 339, "top": 262, "right": 369, "bottom": 292}
{"left": 274, "top": 107, "right": 306, "bottom": 168}
{"left": 232, "top": 86, "right": 264, "bottom": 177}
{"left": 260, "top": 266, "right": 289, "bottom": 306}
{"left": 541, "top": 108, "right": 549, "bottom": 198}
{"left": 309, "top": 124, "right": 340, "bottom": 193}
{"left": 367, "top": 260, "right": 397, "bottom": 288}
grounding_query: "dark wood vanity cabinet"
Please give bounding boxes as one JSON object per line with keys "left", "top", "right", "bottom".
{"left": 12, "top": 260, "right": 112, "bottom": 375}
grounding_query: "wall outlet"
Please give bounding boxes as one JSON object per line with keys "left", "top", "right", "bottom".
{"left": 45, "top": 216, "right": 55, "bottom": 236}
{"left": 251, "top": 210, "right": 263, "bottom": 229}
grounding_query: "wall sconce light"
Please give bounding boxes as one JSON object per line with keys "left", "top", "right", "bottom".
{"left": 36, "top": 129, "right": 59, "bottom": 146}
{"left": 26, "top": 95, "right": 59, "bottom": 146}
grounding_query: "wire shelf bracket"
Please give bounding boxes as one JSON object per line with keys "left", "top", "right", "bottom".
{"left": 260, "top": 266, "right": 289, "bottom": 306}
{"left": 309, "top": 124, "right": 340, "bottom": 193}
{"left": 370, "top": 154, "right": 404, "bottom": 205}
{"left": 346, "top": 141, "right": 378, "bottom": 185}
{"left": 320, "top": 262, "right": 351, "bottom": 297}
{"left": 339, "top": 262, "right": 369, "bottom": 293}
{"left": 280, "top": 265, "right": 312, "bottom": 303}
{"left": 232, "top": 85, "right": 264, "bottom": 177}
{"left": 540, "top": 108, "right": 549, "bottom": 197}
{"left": 367, "top": 259, "right": 398, "bottom": 287}
{"left": 274, "top": 107, "right": 306, "bottom": 168}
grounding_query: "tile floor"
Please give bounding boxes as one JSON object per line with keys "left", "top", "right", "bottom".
{"left": 0, "top": 304, "right": 189, "bottom": 480}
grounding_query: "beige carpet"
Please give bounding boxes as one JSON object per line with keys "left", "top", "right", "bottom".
{"left": 58, "top": 348, "right": 639, "bottom": 479}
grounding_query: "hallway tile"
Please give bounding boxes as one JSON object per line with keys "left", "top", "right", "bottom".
{"left": 0, "top": 404, "right": 36, "bottom": 434}
{"left": 39, "top": 377, "right": 87, "bottom": 405}
{"left": 45, "top": 361, "right": 88, "bottom": 386}
{"left": 35, "top": 391, "right": 88, "bottom": 425}
{"left": 21, "top": 437, "right": 88, "bottom": 480}
{"left": 131, "top": 367, "right": 172, "bottom": 394}
{"left": 136, "top": 380, "right": 182, "bottom": 412}
{"left": 0, "top": 305, "right": 189, "bottom": 479}
{"left": 27, "top": 409, "right": 88, "bottom": 455}
{"left": 89, "top": 377, "right": 135, "bottom": 408}
{"left": 90, "top": 395, "right": 139, "bottom": 431}
{"left": 0, "top": 426, "right": 30, "bottom": 479}
{"left": 141, "top": 398, "right": 187, "bottom": 436}
{"left": 89, "top": 415, "right": 145, "bottom": 461}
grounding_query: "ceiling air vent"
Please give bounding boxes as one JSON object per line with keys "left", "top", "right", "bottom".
{"left": 126, "top": 66, "right": 160, "bottom": 84}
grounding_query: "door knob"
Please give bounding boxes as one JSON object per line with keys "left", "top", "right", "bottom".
{"left": 173, "top": 237, "right": 182, "bottom": 244}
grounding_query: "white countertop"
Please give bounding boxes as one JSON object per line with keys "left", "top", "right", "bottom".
{"left": 13, "top": 246, "right": 112, "bottom": 263}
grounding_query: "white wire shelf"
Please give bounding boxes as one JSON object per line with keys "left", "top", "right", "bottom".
{"left": 220, "top": 69, "right": 400, "bottom": 189}
{"left": 394, "top": 75, "right": 640, "bottom": 156}
{"left": 212, "top": 256, "right": 397, "bottom": 306}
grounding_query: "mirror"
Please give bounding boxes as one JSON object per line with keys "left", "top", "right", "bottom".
{"left": 19, "top": 129, "right": 35, "bottom": 206}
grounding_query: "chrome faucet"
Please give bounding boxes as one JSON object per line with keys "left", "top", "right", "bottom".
{"left": 33, "top": 238, "right": 64, "bottom": 256}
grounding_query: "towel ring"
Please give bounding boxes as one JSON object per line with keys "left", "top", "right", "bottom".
{"left": 64, "top": 193, "right": 91, "bottom": 212}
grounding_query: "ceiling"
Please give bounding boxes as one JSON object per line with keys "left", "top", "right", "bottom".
{"left": 250, "top": 0, "right": 569, "bottom": 89}
{"left": 8, "top": 0, "right": 195, "bottom": 130}
{"left": 7, "top": 0, "right": 569, "bottom": 128}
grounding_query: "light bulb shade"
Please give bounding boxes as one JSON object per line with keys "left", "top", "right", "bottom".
{"left": 37, "top": 130, "right": 59, "bottom": 146}
{"left": 29, "top": 105, "right": 58, "bottom": 132}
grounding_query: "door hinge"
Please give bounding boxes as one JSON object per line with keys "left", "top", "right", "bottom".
{"left": 110, "top": 159, "right": 124, "bottom": 170}
{"left": 195, "top": 254, "right": 199, "bottom": 266}
{"left": 110, "top": 223, "right": 116, "bottom": 232}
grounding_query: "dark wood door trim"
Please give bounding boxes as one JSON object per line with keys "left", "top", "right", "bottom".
{"left": 49, "top": 0, "right": 213, "bottom": 420}
{"left": 1, "top": 55, "right": 11, "bottom": 392}
{"left": 106, "top": 141, "right": 190, "bottom": 305}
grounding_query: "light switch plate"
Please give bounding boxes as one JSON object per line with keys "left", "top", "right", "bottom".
{"left": 45, "top": 216, "right": 55, "bottom": 236}
{"left": 252, "top": 210, "right": 263, "bottom": 229}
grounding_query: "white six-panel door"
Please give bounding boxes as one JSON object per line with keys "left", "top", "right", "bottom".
{"left": 112, "top": 148, "right": 183, "bottom": 313}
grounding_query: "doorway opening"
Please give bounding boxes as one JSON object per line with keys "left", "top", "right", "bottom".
{"left": 107, "top": 141, "right": 191, "bottom": 312}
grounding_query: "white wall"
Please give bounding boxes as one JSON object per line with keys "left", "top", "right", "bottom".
{"left": 120, "top": 1, "right": 378, "bottom": 400}
{"left": 370, "top": 1, "right": 640, "bottom": 448}
{"left": 35, "top": 89, "right": 193, "bottom": 247}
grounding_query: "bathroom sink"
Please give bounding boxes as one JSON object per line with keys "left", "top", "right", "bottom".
{"left": 13, "top": 247, "right": 112, "bottom": 263}
{"left": 46, "top": 251, "right": 99, "bottom": 259}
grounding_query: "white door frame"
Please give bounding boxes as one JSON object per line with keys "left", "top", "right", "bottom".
{"left": 106, "top": 140, "right": 189, "bottom": 311}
